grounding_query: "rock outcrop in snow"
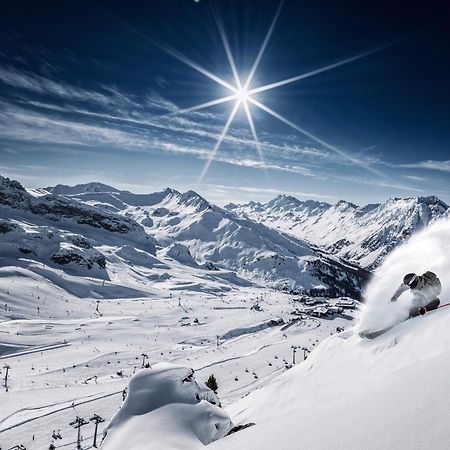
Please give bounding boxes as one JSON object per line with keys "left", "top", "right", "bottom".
{"left": 102, "top": 363, "right": 232, "bottom": 450}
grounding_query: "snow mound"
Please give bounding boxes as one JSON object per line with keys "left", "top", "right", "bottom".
{"left": 102, "top": 363, "right": 232, "bottom": 450}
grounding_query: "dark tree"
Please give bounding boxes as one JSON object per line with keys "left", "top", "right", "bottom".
{"left": 205, "top": 374, "right": 218, "bottom": 393}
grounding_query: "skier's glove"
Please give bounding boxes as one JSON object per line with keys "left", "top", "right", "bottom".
{"left": 419, "top": 307, "right": 427, "bottom": 316}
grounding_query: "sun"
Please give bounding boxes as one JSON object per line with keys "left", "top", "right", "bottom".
{"left": 236, "top": 86, "right": 250, "bottom": 104}
{"left": 163, "top": 0, "right": 390, "bottom": 183}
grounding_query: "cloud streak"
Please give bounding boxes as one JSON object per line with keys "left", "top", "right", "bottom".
{"left": 399, "top": 160, "right": 450, "bottom": 174}
{"left": 0, "top": 60, "right": 435, "bottom": 199}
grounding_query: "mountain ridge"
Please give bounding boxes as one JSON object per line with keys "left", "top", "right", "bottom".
{"left": 226, "top": 193, "right": 449, "bottom": 269}
{"left": 0, "top": 175, "right": 369, "bottom": 315}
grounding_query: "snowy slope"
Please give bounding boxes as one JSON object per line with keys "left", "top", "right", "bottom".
{"left": 0, "top": 176, "right": 253, "bottom": 320}
{"left": 44, "top": 181, "right": 368, "bottom": 297}
{"left": 227, "top": 195, "right": 449, "bottom": 269}
{"left": 3, "top": 175, "right": 448, "bottom": 449}
{"left": 210, "top": 308, "right": 450, "bottom": 450}
{"left": 208, "top": 216, "right": 450, "bottom": 450}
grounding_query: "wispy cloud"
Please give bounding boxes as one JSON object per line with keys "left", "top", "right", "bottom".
{"left": 403, "top": 174, "right": 426, "bottom": 181}
{"left": 332, "top": 174, "right": 424, "bottom": 193}
{"left": 0, "top": 60, "right": 428, "bottom": 198}
{"left": 0, "top": 66, "right": 139, "bottom": 109}
{"left": 398, "top": 160, "right": 450, "bottom": 174}
{"left": 206, "top": 183, "right": 338, "bottom": 202}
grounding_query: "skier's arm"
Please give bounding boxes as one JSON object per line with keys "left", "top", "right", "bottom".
{"left": 391, "top": 283, "right": 408, "bottom": 302}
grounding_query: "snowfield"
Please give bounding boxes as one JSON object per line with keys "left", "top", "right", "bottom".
{"left": 1, "top": 175, "right": 449, "bottom": 449}
{"left": 210, "top": 306, "right": 450, "bottom": 450}
{"left": 208, "top": 216, "right": 450, "bottom": 450}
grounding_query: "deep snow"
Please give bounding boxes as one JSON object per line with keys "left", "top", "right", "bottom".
{"left": 102, "top": 363, "right": 232, "bottom": 450}
{"left": 358, "top": 217, "right": 450, "bottom": 332}
{"left": 208, "top": 217, "right": 450, "bottom": 450}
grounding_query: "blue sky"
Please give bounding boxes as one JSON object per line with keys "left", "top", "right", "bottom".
{"left": 0, "top": 0, "right": 449, "bottom": 205}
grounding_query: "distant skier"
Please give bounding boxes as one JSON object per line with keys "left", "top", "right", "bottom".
{"left": 391, "top": 272, "right": 441, "bottom": 317}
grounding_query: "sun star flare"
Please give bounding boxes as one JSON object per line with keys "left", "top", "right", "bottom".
{"left": 164, "top": 0, "right": 388, "bottom": 184}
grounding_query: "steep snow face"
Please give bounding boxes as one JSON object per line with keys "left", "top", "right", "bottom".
{"left": 358, "top": 216, "right": 450, "bottom": 332}
{"left": 53, "top": 181, "right": 368, "bottom": 297}
{"left": 209, "top": 219, "right": 450, "bottom": 450}
{"left": 211, "top": 310, "right": 450, "bottom": 450}
{"left": 228, "top": 195, "right": 449, "bottom": 269}
{"left": 102, "top": 363, "right": 232, "bottom": 450}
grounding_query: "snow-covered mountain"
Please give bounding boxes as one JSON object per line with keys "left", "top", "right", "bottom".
{"left": 226, "top": 194, "right": 449, "bottom": 269}
{"left": 43, "top": 180, "right": 369, "bottom": 298}
{"left": 0, "top": 175, "right": 368, "bottom": 323}
{"left": 3, "top": 175, "right": 450, "bottom": 450}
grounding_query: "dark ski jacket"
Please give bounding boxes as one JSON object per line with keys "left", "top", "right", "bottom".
{"left": 391, "top": 271, "right": 442, "bottom": 306}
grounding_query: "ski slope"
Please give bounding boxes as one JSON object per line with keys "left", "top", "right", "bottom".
{"left": 207, "top": 217, "right": 450, "bottom": 450}
{"left": 210, "top": 306, "right": 450, "bottom": 450}
{"left": 0, "top": 287, "right": 353, "bottom": 449}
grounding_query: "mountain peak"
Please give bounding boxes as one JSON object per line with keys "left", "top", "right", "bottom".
{"left": 177, "top": 190, "right": 211, "bottom": 211}
{"left": 0, "top": 175, "right": 29, "bottom": 206}
{"left": 417, "top": 195, "right": 449, "bottom": 209}
{"left": 335, "top": 200, "right": 358, "bottom": 209}
{"left": 0, "top": 175, "right": 26, "bottom": 192}
{"left": 47, "top": 182, "right": 120, "bottom": 196}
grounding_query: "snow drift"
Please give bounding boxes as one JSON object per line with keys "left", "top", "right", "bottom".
{"left": 358, "top": 216, "right": 450, "bottom": 332}
{"left": 102, "top": 363, "right": 232, "bottom": 450}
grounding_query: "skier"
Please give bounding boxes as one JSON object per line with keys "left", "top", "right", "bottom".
{"left": 391, "top": 271, "right": 441, "bottom": 317}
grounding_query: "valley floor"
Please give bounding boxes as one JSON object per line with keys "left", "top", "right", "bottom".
{"left": 0, "top": 288, "right": 353, "bottom": 449}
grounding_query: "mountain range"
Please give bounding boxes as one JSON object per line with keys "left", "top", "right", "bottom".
{"left": 226, "top": 194, "right": 449, "bottom": 269}
{"left": 1, "top": 174, "right": 448, "bottom": 321}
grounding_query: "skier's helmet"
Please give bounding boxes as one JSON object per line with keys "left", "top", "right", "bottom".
{"left": 404, "top": 273, "right": 419, "bottom": 288}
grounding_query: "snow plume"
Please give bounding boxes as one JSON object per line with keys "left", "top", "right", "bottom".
{"left": 358, "top": 217, "right": 450, "bottom": 332}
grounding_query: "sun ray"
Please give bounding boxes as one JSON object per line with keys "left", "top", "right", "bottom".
{"left": 244, "top": 0, "right": 284, "bottom": 90}
{"left": 198, "top": 101, "right": 240, "bottom": 183}
{"left": 166, "top": 94, "right": 237, "bottom": 117}
{"left": 249, "top": 44, "right": 393, "bottom": 95}
{"left": 243, "top": 100, "right": 270, "bottom": 185}
{"left": 153, "top": 5, "right": 394, "bottom": 183}
{"left": 213, "top": 9, "right": 242, "bottom": 88}
{"left": 249, "top": 98, "right": 387, "bottom": 179}
{"left": 161, "top": 43, "right": 237, "bottom": 93}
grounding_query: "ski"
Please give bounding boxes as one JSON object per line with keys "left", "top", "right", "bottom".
{"left": 360, "top": 300, "right": 450, "bottom": 339}
{"left": 359, "top": 325, "right": 395, "bottom": 339}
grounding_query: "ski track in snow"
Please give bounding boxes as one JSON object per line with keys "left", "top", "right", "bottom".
{"left": 0, "top": 390, "right": 122, "bottom": 433}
